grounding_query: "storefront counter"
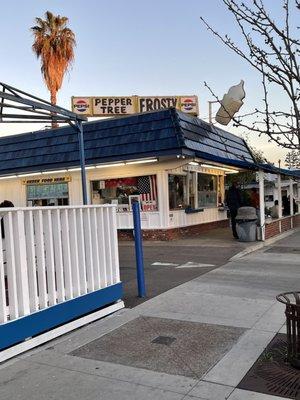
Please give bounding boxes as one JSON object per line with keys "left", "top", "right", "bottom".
{"left": 116, "top": 210, "right": 161, "bottom": 229}
{"left": 169, "top": 207, "right": 227, "bottom": 228}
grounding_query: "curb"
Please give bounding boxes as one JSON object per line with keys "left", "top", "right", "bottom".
{"left": 229, "top": 228, "right": 300, "bottom": 261}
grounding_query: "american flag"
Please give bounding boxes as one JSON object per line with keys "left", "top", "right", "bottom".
{"left": 137, "top": 175, "right": 157, "bottom": 211}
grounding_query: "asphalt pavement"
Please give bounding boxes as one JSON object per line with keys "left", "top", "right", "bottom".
{"left": 119, "top": 227, "right": 250, "bottom": 307}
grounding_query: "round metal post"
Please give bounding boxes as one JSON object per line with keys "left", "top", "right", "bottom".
{"left": 132, "top": 201, "right": 146, "bottom": 298}
{"left": 277, "top": 292, "right": 300, "bottom": 368}
{"left": 76, "top": 120, "right": 88, "bottom": 205}
{"left": 258, "top": 169, "right": 265, "bottom": 241}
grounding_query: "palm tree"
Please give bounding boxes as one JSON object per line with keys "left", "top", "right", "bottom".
{"left": 31, "top": 11, "right": 76, "bottom": 126}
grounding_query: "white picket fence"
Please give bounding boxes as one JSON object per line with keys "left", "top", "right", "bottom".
{"left": 0, "top": 205, "right": 121, "bottom": 324}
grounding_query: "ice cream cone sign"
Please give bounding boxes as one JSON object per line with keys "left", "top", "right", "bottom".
{"left": 215, "top": 80, "right": 245, "bottom": 125}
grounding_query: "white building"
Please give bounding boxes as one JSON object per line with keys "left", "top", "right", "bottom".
{"left": 0, "top": 108, "right": 298, "bottom": 240}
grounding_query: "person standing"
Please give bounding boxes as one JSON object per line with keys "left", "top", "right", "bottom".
{"left": 270, "top": 200, "right": 279, "bottom": 219}
{"left": 250, "top": 188, "right": 260, "bottom": 210}
{"left": 282, "top": 195, "right": 290, "bottom": 216}
{"left": 0, "top": 200, "right": 14, "bottom": 239}
{"left": 226, "top": 181, "right": 242, "bottom": 239}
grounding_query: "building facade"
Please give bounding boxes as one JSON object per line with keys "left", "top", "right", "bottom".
{"left": 0, "top": 108, "right": 274, "bottom": 239}
{"left": 1, "top": 158, "right": 234, "bottom": 239}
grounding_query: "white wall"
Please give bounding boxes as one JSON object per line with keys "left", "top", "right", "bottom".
{"left": 0, "top": 159, "right": 228, "bottom": 229}
{"left": 169, "top": 208, "right": 227, "bottom": 228}
{"left": 0, "top": 178, "right": 26, "bottom": 207}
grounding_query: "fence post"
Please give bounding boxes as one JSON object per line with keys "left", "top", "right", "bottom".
{"left": 132, "top": 202, "right": 146, "bottom": 298}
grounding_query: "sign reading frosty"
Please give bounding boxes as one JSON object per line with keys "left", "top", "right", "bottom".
{"left": 138, "top": 96, "right": 198, "bottom": 115}
{"left": 72, "top": 95, "right": 199, "bottom": 117}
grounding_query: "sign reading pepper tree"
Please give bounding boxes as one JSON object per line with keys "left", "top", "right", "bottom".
{"left": 71, "top": 95, "right": 199, "bottom": 117}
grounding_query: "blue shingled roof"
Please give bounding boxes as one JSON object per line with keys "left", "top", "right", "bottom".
{"left": 257, "top": 162, "right": 300, "bottom": 178}
{"left": 0, "top": 108, "right": 256, "bottom": 175}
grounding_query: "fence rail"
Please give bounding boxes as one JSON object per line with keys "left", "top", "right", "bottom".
{"left": 0, "top": 205, "right": 120, "bottom": 324}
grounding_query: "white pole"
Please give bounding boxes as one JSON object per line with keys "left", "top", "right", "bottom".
{"left": 156, "top": 172, "right": 169, "bottom": 228}
{"left": 258, "top": 170, "right": 265, "bottom": 241}
{"left": 186, "top": 171, "right": 190, "bottom": 206}
{"left": 193, "top": 172, "right": 198, "bottom": 208}
{"left": 298, "top": 183, "right": 300, "bottom": 213}
{"left": 289, "top": 178, "right": 294, "bottom": 215}
{"left": 277, "top": 174, "right": 282, "bottom": 219}
{"left": 208, "top": 102, "right": 213, "bottom": 124}
{"left": 208, "top": 100, "right": 218, "bottom": 124}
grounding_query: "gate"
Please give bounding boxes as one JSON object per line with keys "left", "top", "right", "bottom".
{"left": 0, "top": 205, "right": 123, "bottom": 362}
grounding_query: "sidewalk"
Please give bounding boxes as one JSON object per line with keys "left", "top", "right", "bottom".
{"left": 0, "top": 231, "right": 300, "bottom": 399}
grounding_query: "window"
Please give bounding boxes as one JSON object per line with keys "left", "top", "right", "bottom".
{"left": 27, "top": 183, "right": 69, "bottom": 206}
{"left": 197, "top": 173, "right": 217, "bottom": 207}
{"left": 265, "top": 194, "right": 274, "bottom": 202}
{"left": 168, "top": 174, "right": 187, "bottom": 210}
{"left": 91, "top": 175, "right": 158, "bottom": 212}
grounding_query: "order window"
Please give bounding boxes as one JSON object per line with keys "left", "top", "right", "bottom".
{"left": 91, "top": 175, "right": 158, "bottom": 212}
{"left": 197, "top": 173, "right": 217, "bottom": 208}
{"left": 168, "top": 174, "right": 187, "bottom": 210}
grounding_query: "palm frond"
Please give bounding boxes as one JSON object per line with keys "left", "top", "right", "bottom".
{"left": 31, "top": 10, "right": 76, "bottom": 103}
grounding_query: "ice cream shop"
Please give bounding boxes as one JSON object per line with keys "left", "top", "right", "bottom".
{"left": 0, "top": 107, "right": 264, "bottom": 239}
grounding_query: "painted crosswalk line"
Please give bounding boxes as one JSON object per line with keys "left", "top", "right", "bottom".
{"left": 151, "top": 262, "right": 179, "bottom": 266}
{"left": 176, "top": 262, "right": 215, "bottom": 269}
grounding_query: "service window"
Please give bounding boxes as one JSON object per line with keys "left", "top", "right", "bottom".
{"left": 91, "top": 175, "right": 158, "bottom": 212}
{"left": 197, "top": 173, "right": 217, "bottom": 208}
{"left": 168, "top": 174, "right": 187, "bottom": 210}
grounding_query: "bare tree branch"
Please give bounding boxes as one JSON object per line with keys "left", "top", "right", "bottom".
{"left": 200, "top": 0, "right": 300, "bottom": 150}
{"left": 285, "top": 149, "right": 300, "bottom": 167}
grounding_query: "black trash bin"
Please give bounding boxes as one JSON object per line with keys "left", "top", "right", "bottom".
{"left": 277, "top": 291, "right": 300, "bottom": 369}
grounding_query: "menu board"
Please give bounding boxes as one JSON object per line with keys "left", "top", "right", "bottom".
{"left": 27, "top": 183, "right": 69, "bottom": 200}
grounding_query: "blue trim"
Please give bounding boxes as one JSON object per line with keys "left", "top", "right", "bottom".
{"left": 0, "top": 282, "right": 122, "bottom": 351}
{"left": 192, "top": 150, "right": 255, "bottom": 169}
{"left": 257, "top": 162, "right": 300, "bottom": 178}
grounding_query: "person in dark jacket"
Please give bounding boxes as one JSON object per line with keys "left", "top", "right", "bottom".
{"left": 282, "top": 195, "right": 290, "bottom": 216}
{"left": 226, "top": 182, "right": 242, "bottom": 239}
{"left": 0, "top": 200, "right": 14, "bottom": 239}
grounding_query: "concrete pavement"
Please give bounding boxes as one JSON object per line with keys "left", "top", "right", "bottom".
{"left": 0, "top": 230, "right": 300, "bottom": 399}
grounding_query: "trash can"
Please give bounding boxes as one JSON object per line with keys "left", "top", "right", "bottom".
{"left": 235, "top": 207, "right": 257, "bottom": 242}
{"left": 277, "top": 292, "right": 300, "bottom": 369}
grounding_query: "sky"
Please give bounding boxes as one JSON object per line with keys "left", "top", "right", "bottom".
{"left": 0, "top": 0, "right": 291, "bottom": 164}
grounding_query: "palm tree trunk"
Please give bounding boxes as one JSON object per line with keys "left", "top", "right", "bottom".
{"left": 50, "top": 90, "right": 58, "bottom": 129}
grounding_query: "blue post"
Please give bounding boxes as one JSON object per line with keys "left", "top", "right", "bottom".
{"left": 76, "top": 120, "right": 88, "bottom": 205}
{"left": 132, "top": 201, "right": 146, "bottom": 297}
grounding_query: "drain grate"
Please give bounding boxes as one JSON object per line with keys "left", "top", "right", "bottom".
{"left": 151, "top": 336, "right": 176, "bottom": 346}
{"left": 238, "top": 334, "right": 300, "bottom": 399}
